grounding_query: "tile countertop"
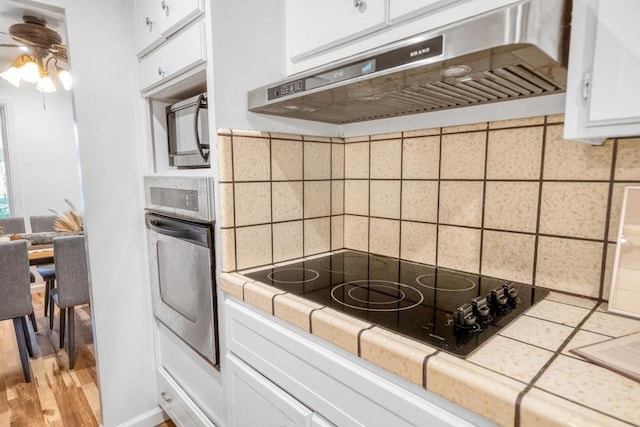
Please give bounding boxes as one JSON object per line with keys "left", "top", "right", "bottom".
{"left": 220, "top": 258, "right": 640, "bottom": 427}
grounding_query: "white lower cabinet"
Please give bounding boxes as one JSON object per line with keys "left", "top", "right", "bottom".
{"left": 157, "top": 368, "right": 215, "bottom": 427}
{"left": 224, "top": 298, "right": 493, "bottom": 427}
{"left": 228, "top": 353, "right": 331, "bottom": 427}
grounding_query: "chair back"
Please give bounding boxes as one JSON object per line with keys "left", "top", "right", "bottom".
{"left": 0, "top": 217, "right": 26, "bottom": 234}
{"left": 0, "top": 240, "right": 33, "bottom": 320}
{"left": 30, "top": 215, "right": 57, "bottom": 233}
{"left": 53, "top": 235, "right": 90, "bottom": 308}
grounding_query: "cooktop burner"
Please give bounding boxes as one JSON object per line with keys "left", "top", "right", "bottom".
{"left": 244, "top": 251, "right": 549, "bottom": 357}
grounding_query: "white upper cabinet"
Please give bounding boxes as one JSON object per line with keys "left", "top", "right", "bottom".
{"left": 564, "top": 0, "right": 640, "bottom": 144}
{"left": 286, "top": 0, "right": 387, "bottom": 61}
{"left": 133, "top": 0, "right": 204, "bottom": 58}
{"left": 389, "top": 0, "right": 465, "bottom": 23}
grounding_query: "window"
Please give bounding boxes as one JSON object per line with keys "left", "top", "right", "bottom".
{"left": 0, "top": 106, "right": 12, "bottom": 218}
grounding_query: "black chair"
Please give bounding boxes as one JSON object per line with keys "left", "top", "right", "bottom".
{"left": 0, "top": 240, "right": 35, "bottom": 382}
{"left": 30, "top": 215, "right": 57, "bottom": 315}
{"left": 49, "top": 235, "right": 90, "bottom": 369}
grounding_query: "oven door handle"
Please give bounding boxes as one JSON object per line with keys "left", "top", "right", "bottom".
{"left": 149, "top": 221, "right": 195, "bottom": 240}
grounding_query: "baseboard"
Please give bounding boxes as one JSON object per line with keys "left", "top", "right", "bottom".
{"left": 112, "top": 406, "right": 168, "bottom": 427}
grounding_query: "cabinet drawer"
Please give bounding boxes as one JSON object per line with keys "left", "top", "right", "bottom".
{"left": 228, "top": 353, "right": 315, "bottom": 427}
{"left": 138, "top": 21, "right": 206, "bottom": 92}
{"left": 225, "top": 299, "right": 486, "bottom": 427}
{"left": 157, "top": 368, "right": 215, "bottom": 427}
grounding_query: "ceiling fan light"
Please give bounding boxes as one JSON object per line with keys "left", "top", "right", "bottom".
{"left": 0, "top": 67, "right": 22, "bottom": 87}
{"left": 36, "top": 75, "right": 56, "bottom": 93}
{"left": 58, "top": 68, "right": 72, "bottom": 90}
{"left": 20, "top": 60, "right": 40, "bottom": 83}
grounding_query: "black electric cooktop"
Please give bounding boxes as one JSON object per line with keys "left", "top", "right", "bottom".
{"left": 244, "top": 251, "right": 549, "bottom": 357}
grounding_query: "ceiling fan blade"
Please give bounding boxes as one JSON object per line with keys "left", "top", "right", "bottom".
{"left": 0, "top": 43, "right": 21, "bottom": 48}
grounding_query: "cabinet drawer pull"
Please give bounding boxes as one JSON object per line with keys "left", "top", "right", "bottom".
{"left": 161, "top": 1, "right": 169, "bottom": 13}
{"left": 353, "top": 0, "right": 367, "bottom": 12}
{"left": 161, "top": 391, "right": 172, "bottom": 403}
{"left": 145, "top": 17, "right": 153, "bottom": 31}
{"left": 158, "top": 67, "right": 166, "bottom": 78}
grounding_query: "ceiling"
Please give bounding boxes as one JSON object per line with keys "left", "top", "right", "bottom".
{"left": 0, "top": 0, "right": 66, "bottom": 69}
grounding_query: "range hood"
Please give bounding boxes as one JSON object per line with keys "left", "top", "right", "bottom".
{"left": 248, "top": 0, "right": 570, "bottom": 125}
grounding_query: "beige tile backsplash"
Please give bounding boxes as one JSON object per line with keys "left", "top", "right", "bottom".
{"left": 218, "top": 117, "right": 640, "bottom": 300}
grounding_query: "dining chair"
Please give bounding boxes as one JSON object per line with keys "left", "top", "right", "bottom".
{"left": 0, "top": 240, "right": 35, "bottom": 382}
{"left": 30, "top": 215, "right": 57, "bottom": 315}
{"left": 0, "top": 216, "right": 26, "bottom": 234}
{"left": 49, "top": 234, "right": 90, "bottom": 369}
{"left": 30, "top": 215, "right": 57, "bottom": 233}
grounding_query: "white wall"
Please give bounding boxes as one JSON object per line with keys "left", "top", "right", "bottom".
{"left": 208, "top": 0, "right": 338, "bottom": 136}
{"left": 19, "top": 0, "right": 159, "bottom": 426}
{"left": 0, "top": 84, "right": 82, "bottom": 228}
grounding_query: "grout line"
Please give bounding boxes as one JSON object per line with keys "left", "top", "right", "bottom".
{"left": 220, "top": 177, "right": 614, "bottom": 184}
{"left": 357, "top": 324, "right": 376, "bottom": 357}
{"left": 599, "top": 139, "right": 618, "bottom": 300}
{"left": 422, "top": 350, "right": 440, "bottom": 389}
{"left": 478, "top": 124, "right": 489, "bottom": 276}
{"left": 513, "top": 303, "right": 600, "bottom": 426}
{"left": 308, "top": 307, "right": 324, "bottom": 334}
{"left": 302, "top": 136, "right": 306, "bottom": 257}
{"left": 367, "top": 137, "right": 372, "bottom": 253}
{"left": 230, "top": 130, "right": 239, "bottom": 272}
{"left": 269, "top": 135, "right": 275, "bottom": 265}
{"left": 435, "top": 127, "right": 443, "bottom": 266}
{"left": 398, "top": 134, "right": 404, "bottom": 261}
{"left": 330, "top": 142, "right": 334, "bottom": 251}
{"left": 531, "top": 117, "right": 548, "bottom": 288}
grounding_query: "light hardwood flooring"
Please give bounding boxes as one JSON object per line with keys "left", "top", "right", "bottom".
{"left": 0, "top": 292, "right": 99, "bottom": 426}
{"left": 1, "top": 292, "right": 176, "bottom": 427}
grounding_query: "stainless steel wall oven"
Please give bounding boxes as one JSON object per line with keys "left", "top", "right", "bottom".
{"left": 144, "top": 176, "right": 219, "bottom": 367}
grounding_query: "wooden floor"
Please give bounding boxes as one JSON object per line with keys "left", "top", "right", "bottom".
{"left": 0, "top": 292, "right": 99, "bottom": 426}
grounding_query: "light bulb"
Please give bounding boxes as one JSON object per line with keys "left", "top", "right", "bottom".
{"left": 20, "top": 60, "right": 40, "bottom": 83}
{"left": 36, "top": 75, "right": 56, "bottom": 93}
{"left": 58, "top": 69, "right": 72, "bottom": 90}
{"left": 0, "top": 67, "right": 21, "bottom": 87}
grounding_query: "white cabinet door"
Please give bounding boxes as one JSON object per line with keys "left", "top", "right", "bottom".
{"left": 389, "top": 0, "right": 465, "bottom": 23}
{"left": 286, "top": 0, "right": 387, "bottom": 61}
{"left": 132, "top": 0, "right": 204, "bottom": 57}
{"left": 133, "top": 0, "right": 162, "bottom": 56}
{"left": 564, "top": 0, "right": 640, "bottom": 144}
{"left": 137, "top": 21, "right": 206, "bottom": 92}
{"left": 228, "top": 353, "right": 314, "bottom": 427}
{"left": 158, "top": 0, "right": 204, "bottom": 38}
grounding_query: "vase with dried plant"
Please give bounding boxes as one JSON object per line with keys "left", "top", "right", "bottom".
{"left": 49, "top": 199, "right": 83, "bottom": 233}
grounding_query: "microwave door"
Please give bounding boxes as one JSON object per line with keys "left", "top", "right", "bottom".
{"left": 167, "top": 94, "right": 210, "bottom": 165}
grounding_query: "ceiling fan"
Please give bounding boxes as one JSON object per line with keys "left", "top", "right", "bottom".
{"left": 0, "top": 15, "right": 71, "bottom": 92}
{"left": 0, "top": 15, "right": 67, "bottom": 62}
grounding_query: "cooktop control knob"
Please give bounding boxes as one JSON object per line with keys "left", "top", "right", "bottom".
{"left": 503, "top": 283, "right": 518, "bottom": 301}
{"left": 471, "top": 296, "right": 490, "bottom": 318}
{"left": 490, "top": 287, "right": 508, "bottom": 307}
{"left": 454, "top": 303, "right": 477, "bottom": 327}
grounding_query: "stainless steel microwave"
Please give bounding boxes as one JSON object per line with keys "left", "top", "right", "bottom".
{"left": 167, "top": 93, "right": 210, "bottom": 169}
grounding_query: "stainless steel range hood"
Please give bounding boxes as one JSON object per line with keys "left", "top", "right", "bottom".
{"left": 248, "top": 0, "right": 570, "bottom": 125}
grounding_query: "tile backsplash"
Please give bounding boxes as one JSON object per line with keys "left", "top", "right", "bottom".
{"left": 218, "top": 116, "right": 640, "bottom": 300}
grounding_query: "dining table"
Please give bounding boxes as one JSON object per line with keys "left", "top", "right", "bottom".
{"left": 28, "top": 246, "right": 54, "bottom": 266}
